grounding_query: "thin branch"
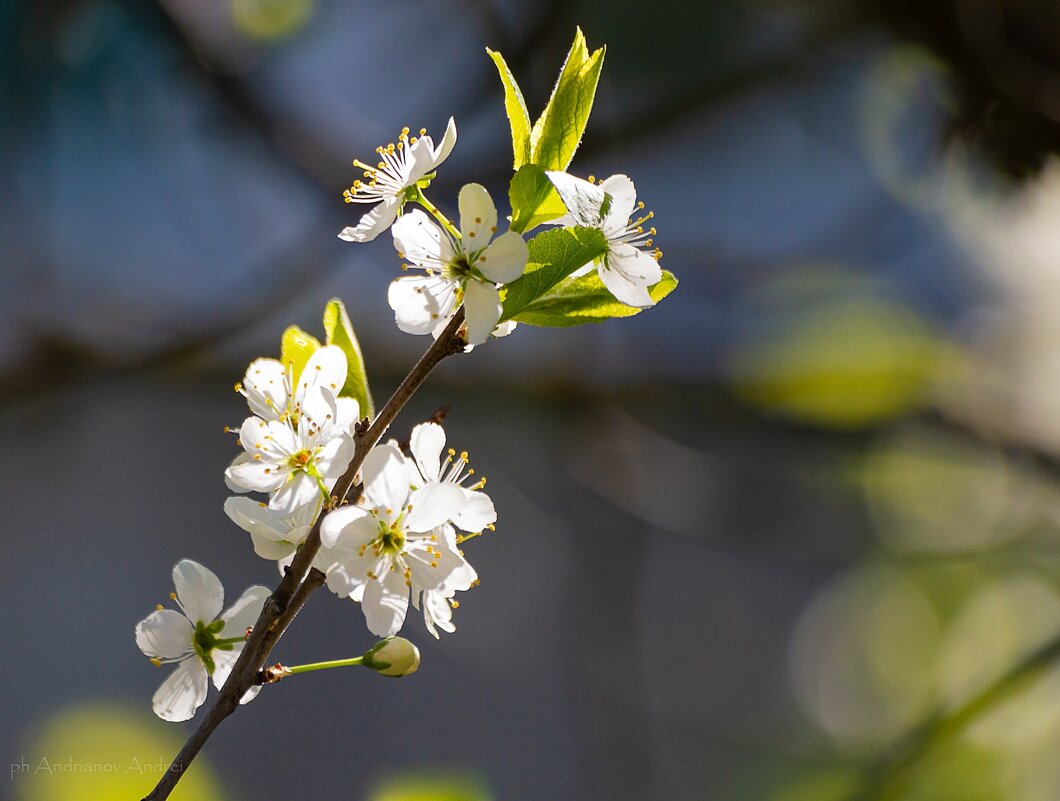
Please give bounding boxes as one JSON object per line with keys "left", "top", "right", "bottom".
{"left": 847, "top": 628, "right": 1060, "bottom": 801}
{"left": 142, "top": 310, "right": 466, "bottom": 801}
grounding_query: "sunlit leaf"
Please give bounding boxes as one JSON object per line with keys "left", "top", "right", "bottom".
{"left": 528, "top": 28, "right": 605, "bottom": 171}
{"left": 322, "top": 298, "right": 374, "bottom": 419}
{"left": 279, "top": 325, "right": 320, "bottom": 388}
{"left": 513, "top": 269, "right": 677, "bottom": 327}
{"left": 499, "top": 226, "right": 607, "bottom": 322}
{"left": 486, "top": 48, "right": 532, "bottom": 169}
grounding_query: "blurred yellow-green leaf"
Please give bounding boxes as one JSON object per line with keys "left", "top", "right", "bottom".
{"left": 369, "top": 771, "right": 491, "bottom": 801}
{"left": 323, "top": 297, "right": 375, "bottom": 419}
{"left": 16, "top": 703, "right": 224, "bottom": 801}
{"left": 729, "top": 297, "right": 947, "bottom": 429}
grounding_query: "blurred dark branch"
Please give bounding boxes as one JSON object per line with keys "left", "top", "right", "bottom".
{"left": 847, "top": 628, "right": 1060, "bottom": 801}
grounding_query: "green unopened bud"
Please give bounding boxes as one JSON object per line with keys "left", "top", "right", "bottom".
{"left": 362, "top": 637, "right": 420, "bottom": 677}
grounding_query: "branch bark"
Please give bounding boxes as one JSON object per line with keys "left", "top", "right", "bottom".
{"left": 142, "top": 310, "right": 466, "bottom": 801}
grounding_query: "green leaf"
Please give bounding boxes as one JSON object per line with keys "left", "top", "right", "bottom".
{"left": 499, "top": 226, "right": 608, "bottom": 322}
{"left": 529, "top": 27, "right": 605, "bottom": 171}
{"left": 280, "top": 325, "right": 321, "bottom": 387}
{"left": 509, "top": 164, "right": 568, "bottom": 233}
{"left": 486, "top": 48, "right": 532, "bottom": 169}
{"left": 512, "top": 269, "right": 678, "bottom": 327}
{"left": 322, "top": 298, "right": 375, "bottom": 420}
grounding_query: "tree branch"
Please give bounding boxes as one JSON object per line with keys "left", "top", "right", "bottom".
{"left": 848, "top": 628, "right": 1060, "bottom": 801}
{"left": 142, "top": 310, "right": 466, "bottom": 801}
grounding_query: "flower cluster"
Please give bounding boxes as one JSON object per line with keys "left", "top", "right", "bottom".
{"left": 320, "top": 421, "right": 492, "bottom": 638}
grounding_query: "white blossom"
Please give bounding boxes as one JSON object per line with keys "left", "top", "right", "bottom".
{"left": 338, "top": 119, "right": 457, "bottom": 243}
{"left": 319, "top": 443, "right": 472, "bottom": 637}
{"left": 546, "top": 171, "right": 662, "bottom": 308}
{"left": 224, "top": 495, "right": 320, "bottom": 562}
{"left": 388, "top": 183, "right": 528, "bottom": 345}
{"left": 135, "top": 560, "right": 269, "bottom": 722}
{"left": 225, "top": 347, "right": 356, "bottom": 514}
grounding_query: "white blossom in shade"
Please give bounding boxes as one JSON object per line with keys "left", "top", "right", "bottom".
{"left": 546, "top": 171, "right": 663, "bottom": 308}
{"left": 388, "top": 183, "right": 529, "bottom": 345}
{"left": 338, "top": 119, "right": 458, "bottom": 243}
{"left": 319, "top": 443, "right": 471, "bottom": 638}
{"left": 134, "top": 560, "right": 269, "bottom": 722}
{"left": 224, "top": 496, "right": 320, "bottom": 562}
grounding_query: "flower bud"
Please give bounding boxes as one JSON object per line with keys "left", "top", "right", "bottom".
{"left": 362, "top": 637, "right": 420, "bottom": 677}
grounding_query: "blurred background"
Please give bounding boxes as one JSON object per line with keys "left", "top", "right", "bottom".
{"left": 9, "top": 1, "right": 1060, "bottom": 799}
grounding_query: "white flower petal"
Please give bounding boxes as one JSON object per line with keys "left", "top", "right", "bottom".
{"left": 389, "top": 276, "right": 446, "bottom": 336}
{"left": 476, "top": 231, "right": 528, "bottom": 285}
{"left": 210, "top": 650, "right": 262, "bottom": 705}
{"left": 598, "top": 174, "right": 638, "bottom": 230}
{"left": 361, "top": 568, "right": 410, "bottom": 638}
{"left": 210, "top": 648, "right": 241, "bottom": 692}
{"left": 392, "top": 209, "right": 450, "bottom": 266}
{"left": 334, "top": 397, "right": 361, "bottom": 435}
{"left": 320, "top": 505, "right": 376, "bottom": 549}
{"left": 598, "top": 252, "right": 655, "bottom": 308}
{"left": 173, "top": 560, "right": 224, "bottom": 623}
{"left": 251, "top": 532, "right": 297, "bottom": 560}
{"left": 406, "top": 482, "right": 466, "bottom": 532}
{"left": 268, "top": 471, "right": 320, "bottom": 513}
{"left": 224, "top": 453, "right": 253, "bottom": 493}
{"left": 452, "top": 488, "right": 496, "bottom": 532}
{"left": 298, "top": 346, "right": 347, "bottom": 405}
{"left": 546, "top": 171, "right": 608, "bottom": 228}
{"left": 152, "top": 659, "right": 208, "bottom": 723}
{"left": 225, "top": 460, "right": 288, "bottom": 494}
{"left": 409, "top": 422, "right": 446, "bottom": 483}
{"left": 609, "top": 242, "right": 662, "bottom": 287}
{"left": 458, "top": 183, "right": 498, "bottom": 245}
{"left": 423, "top": 590, "right": 456, "bottom": 638}
{"left": 432, "top": 116, "right": 458, "bottom": 167}
{"left": 220, "top": 585, "right": 270, "bottom": 639}
{"left": 363, "top": 443, "right": 411, "bottom": 510}
{"left": 135, "top": 610, "right": 193, "bottom": 660}
{"left": 315, "top": 434, "right": 354, "bottom": 479}
{"left": 338, "top": 198, "right": 401, "bottom": 243}
{"left": 462, "top": 280, "right": 502, "bottom": 346}
{"left": 241, "top": 358, "right": 288, "bottom": 421}
{"left": 223, "top": 496, "right": 288, "bottom": 541}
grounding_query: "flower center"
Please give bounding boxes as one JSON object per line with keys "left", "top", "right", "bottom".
{"left": 444, "top": 255, "right": 473, "bottom": 281}
{"left": 378, "top": 523, "right": 406, "bottom": 555}
{"left": 288, "top": 449, "right": 313, "bottom": 469}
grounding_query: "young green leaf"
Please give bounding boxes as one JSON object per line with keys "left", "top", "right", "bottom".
{"left": 529, "top": 28, "right": 605, "bottom": 171}
{"left": 487, "top": 48, "right": 532, "bottom": 169}
{"left": 509, "top": 164, "right": 568, "bottom": 233}
{"left": 499, "top": 226, "right": 608, "bottom": 322}
{"left": 512, "top": 269, "right": 678, "bottom": 327}
{"left": 322, "top": 298, "right": 375, "bottom": 420}
{"left": 280, "top": 325, "right": 321, "bottom": 387}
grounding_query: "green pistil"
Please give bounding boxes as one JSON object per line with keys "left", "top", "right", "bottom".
{"left": 378, "top": 522, "right": 406, "bottom": 555}
{"left": 192, "top": 620, "right": 247, "bottom": 676}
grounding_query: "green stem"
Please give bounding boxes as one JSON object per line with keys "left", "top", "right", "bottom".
{"left": 848, "top": 631, "right": 1060, "bottom": 801}
{"left": 213, "top": 636, "right": 249, "bottom": 648}
{"left": 414, "top": 189, "right": 460, "bottom": 239}
{"left": 286, "top": 656, "right": 365, "bottom": 675}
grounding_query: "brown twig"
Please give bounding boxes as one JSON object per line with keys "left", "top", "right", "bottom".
{"left": 142, "top": 310, "right": 466, "bottom": 801}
